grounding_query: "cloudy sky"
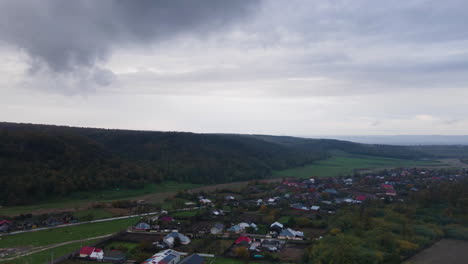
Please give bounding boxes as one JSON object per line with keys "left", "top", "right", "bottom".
{"left": 1, "top": 0, "right": 468, "bottom": 136}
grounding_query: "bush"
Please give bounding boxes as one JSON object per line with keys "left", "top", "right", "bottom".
{"left": 413, "top": 224, "right": 443, "bottom": 240}
{"left": 444, "top": 224, "right": 468, "bottom": 240}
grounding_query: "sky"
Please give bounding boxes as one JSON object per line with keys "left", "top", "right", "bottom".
{"left": 1, "top": 0, "right": 468, "bottom": 136}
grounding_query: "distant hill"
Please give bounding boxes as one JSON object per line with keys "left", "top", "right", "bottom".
{"left": 0, "top": 122, "right": 429, "bottom": 205}
{"left": 318, "top": 135, "right": 468, "bottom": 146}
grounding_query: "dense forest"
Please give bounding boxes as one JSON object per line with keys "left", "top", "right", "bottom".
{"left": 0, "top": 122, "right": 430, "bottom": 205}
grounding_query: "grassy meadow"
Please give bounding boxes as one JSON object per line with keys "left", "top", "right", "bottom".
{"left": 0, "top": 217, "right": 138, "bottom": 248}
{"left": 0, "top": 181, "right": 201, "bottom": 216}
{"left": 13, "top": 239, "right": 101, "bottom": 264}
{"left": 273, "top": 154, "right": 440, "bottom": 179}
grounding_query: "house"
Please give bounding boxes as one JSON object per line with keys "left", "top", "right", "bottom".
{"left": 179, "top": 254, "right": 205, "bottom": 264}
{"left": 290, "top": 203, "right": 310, "bottom": 211}
{"left": 102, "top": 250, "right": 126, "bottom": 263}
{"left": 261, "top": 240, "right": 281, "bottom": 252}
{"left": 79, "top": 247, "right": 95, "bottom": 258}
{"left": 211, "top": 223, "right": 224, "bottom": 235}
{"left": 0, "top": 220, "right": 12, "bottom": 232}
{"left": 278, "top": 228, "right": 304, "bottom": 240}
{"left": 249, "top": 240, "right": 262, "bottom": 252}
{"left": 199, "top": 198, "right": 212, "bottom": 205}
{"left": 160, "top": 216, "right": 174, "bottom": 223}
{"left": 143, "top": 249, "right": 181, "bottom": 264}
{"left": 225, "top": 195, "right": 236, "bottom": 201}
{"left": 344, "top": 178, "right": 353, "bottom": 185}
{"left": 212, "top": 210, "right": 224, "bottom": 216}
{"left": 43, "top": 216, "right": 62, "bottom": 227}
{"left": 163, "top": 232, "right": 191, "bottom": 247}
{"left": 235, "top": 236, "right": 252, "bottom": 246}
{"left": 355, "top": 195, "right": 368, "bottom": 202}
{"left": 90, "top": 248, "right": 104, "bottom": 260}
{"left": 381, "top": 184, "right": 397, "bottom": 196}
{"left": 134, "top": 222, "right": 151, "bottom": 231}
{"left": 310, "top": 205, "right": 320, "bottom": 211}
{"left": 323, "top": 188, "right": 338, "bottom": 195}
{"left": 227, "top": 222, "right": 250, "bottom": 233}
{"left": 270, "top": 222, "right": 284, "bottom": 232}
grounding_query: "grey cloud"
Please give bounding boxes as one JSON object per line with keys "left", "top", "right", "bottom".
{"left": 0, "top": 0, "right": 260, "bottom": 89}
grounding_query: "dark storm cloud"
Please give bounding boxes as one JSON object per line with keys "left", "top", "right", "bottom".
{"left": 0, "top": 0, "right": 260, "bottom": 74}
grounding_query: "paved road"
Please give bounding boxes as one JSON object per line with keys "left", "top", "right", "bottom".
{"left": 0, "top": 233, "right": 113, "bottom": 262}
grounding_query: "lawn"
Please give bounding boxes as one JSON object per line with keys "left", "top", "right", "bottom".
{"left": 14, "top": 238, "right": 101, "bottom": 264}
{"left": 171, "top": 210, "right": 200, "bottom": 218}
{"left": 0, "top": 181, "right": 202, "bottom": 216}
{"left": 0, "top": 217, "right": 138, "bottom": 248}
{"left": 73, "top": 208, "right": 114, "bottom": 221}
{"left": 273, "top": 154, "right": 440, "bottom": 179}
{"left": 103, "top": 241, "right": 139, "bottom": 251}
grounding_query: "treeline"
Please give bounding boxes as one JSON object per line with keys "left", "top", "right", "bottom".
{"left": 0, "top": 122, "right": 430, "bottom": 205}
{"left": 411, "top": 145, "right": 468, "bottom": 158}
{"left": 0, "top": 123, "right": 326, "bottom": 205}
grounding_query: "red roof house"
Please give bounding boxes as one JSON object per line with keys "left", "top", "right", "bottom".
{"left": 235, "top": 236, "right": 252, "bottom": 244}
{"left": 79, "top": 247, "right": 96, "bottom": 257}
{"left": 0, "top": 220, "right": 12, "bottom": 225}
{"left": 355, "top": 195, "right": 368, "bottom": 202}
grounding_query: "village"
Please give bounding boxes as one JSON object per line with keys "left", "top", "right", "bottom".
{"left": 1, "top": 167, "right": 466, "bottom": 263}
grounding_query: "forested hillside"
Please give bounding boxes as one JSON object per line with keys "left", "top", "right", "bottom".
{"left": 0, "top": 122, "right": 429, "bottom": 205}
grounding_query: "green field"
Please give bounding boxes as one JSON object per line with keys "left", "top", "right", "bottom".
{"left": 0, "top": 181, "right": 201, "bottom": 216}
{"left": 13, "top": 238, "right": 101, "bottom": 264}
{"left": 73, "top": 208, "right": 114, "bottom": 221}
{"left": 0, "top": 217, "right": 138, "bottom": 248}
{"left": 273, "top": 154, "right": 440, "bottom": 178}
{"left": 171, "top": 210, "right": 200, "bottom": 218}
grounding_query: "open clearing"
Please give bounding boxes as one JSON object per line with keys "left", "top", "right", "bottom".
{"left": 0, "top": 217, "right": 136, "bottom": 248}
{"left": 273, "top": 155, "right": 441, "bottom": 178}
{"left": 9, "top": 238, "right": 101, "bottom": 264}
{"left": 0, "top": 181, "right": 200, "bottom": 217}
{"left": 404, "top": 239, "right": 468, "bottom": 264}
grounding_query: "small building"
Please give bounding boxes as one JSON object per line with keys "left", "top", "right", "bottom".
{"left": 143, "top": 249, "right": 181, "bottom": 264}
{"left": 225, "top": 195, "right": 236, "bottom": 201}
{"left": 163, "top": 232, "right": 191, "bottom": 247}
{"left": 290, "top": 203, "right": 310, "bottom": 211}
{"left": 278, "top": 228, "right": 304, "bottom": 240}
{"left": 261, "top": 239, "right": 281, "bottom": 252}
{"left": 90, "top": 248, "right": 104, "bottom": 260}
{"left": 227, "top": 222, "right": 250, "bottom": 233}
{"left": 179, "top": 254, "right": 205, "bottom": 264}
{"left": 79, "top": 247, "right": 95, "bottom": 258}
{"left": 210, "top": 223, "right": 224, "bottom": 235}
{"left": 235, "top": 236, "right": 252, "bottom": 245}
{"left": 270, "top": 222, "right": 284, "bottom": 233}
{"left": 310, "top": 205, "right": 320, "bottom": 211}
{"left": 160, "top": 216, "right": 174, "bottom": 223}
{"left": 355, "top": 195, "right": 368, "bottom": 202}
{"left": 323, "top": 188, "right": 338, "bottom": 195}
{"left": 0, "top": 220, "right": 12, "bottom": 232}
{"left": 134, "top": 222, "right": 151, "bottom": 231}
{"left": 199, "top": 198, "right": 212, "bottom": 205}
